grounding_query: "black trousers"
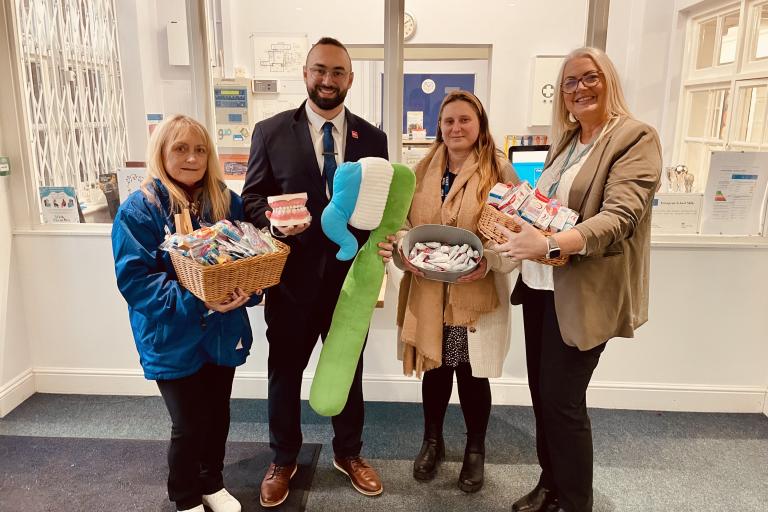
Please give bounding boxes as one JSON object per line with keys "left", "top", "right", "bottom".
{"left": 156, "top": 363, "right": 235, "bottom": 511}
{"left": 265, "top": 270, "right": 365, "bottom": 466}
{"left": 521, "top": 284, "right": 606, "bottom": 512}
{"left": 421, "top": 362, "right": 491, "bottom": 449}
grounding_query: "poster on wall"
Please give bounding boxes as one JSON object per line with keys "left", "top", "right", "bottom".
{"left": 117, "top": 165, "right": 148, "bottom": 203}
{"left": 700, "top": 151, "right": 768, "bottom": 235}
{"left": 250, "top": 33, "right": 308, "bottom": 78}
{"left": 146, "top": 114, "right": 163, "bottom": 137}
{"left": 406, "top": 111, "right": 426, "bottom": 139}
{"left": 39, "top": 186, "right": 81, "bottom": 223}
{"left": 219, "top": 153, "right": 248, "bottom": 180}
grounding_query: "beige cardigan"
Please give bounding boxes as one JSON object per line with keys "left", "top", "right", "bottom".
{"left": 511, "top": 117, "right": 662, "bottom": 350}
{"left": 391, "top": 160, "right": 520, "bottom": 378}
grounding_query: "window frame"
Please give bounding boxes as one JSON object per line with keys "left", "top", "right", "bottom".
{"left": 673, "top": 0, "right": 768, "bottom": 194}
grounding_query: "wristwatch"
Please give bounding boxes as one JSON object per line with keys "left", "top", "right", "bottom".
{"left": 545, "top": 236, "right": 561, "bottom": 259}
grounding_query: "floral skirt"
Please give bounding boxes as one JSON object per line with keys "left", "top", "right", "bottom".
{"left": 442, "top": 325, "right": 470, "bottom": 367}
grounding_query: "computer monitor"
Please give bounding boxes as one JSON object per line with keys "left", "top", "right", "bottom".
{"left": 508, "top": 145, "right": 550, "bottom": 187}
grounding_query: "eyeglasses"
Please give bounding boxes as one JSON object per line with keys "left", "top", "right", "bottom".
{"left": 307, "top": 66, "right": 349, "bottom": 80}
{"left": 561, "top": 72, "right": 602, "bottom": 94}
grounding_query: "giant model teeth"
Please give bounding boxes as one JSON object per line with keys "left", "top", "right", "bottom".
{"left": 267, "top": 192, "right": 311, "bottom": 227}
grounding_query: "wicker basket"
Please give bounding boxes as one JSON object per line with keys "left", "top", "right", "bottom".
{"left": 170, "top": 239, "right": 290, "bottom": 303}
{"left": 478, "top": 203, "right": 569, "bottom": 267}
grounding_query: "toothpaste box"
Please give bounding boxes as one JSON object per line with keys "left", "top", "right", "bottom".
{"left": 534, "top": 199, "right": 560, "bottom": 231}
{"left": 499, "top": 181, "right": 533, "bottom": 214}
{"left": 549, "top": 207, "right": 579, "bottom": 232}
{"left": 519, "top": 189, "right": 549, "bottom": 224}
{"left": 487, "top": 183, "right": 513, "bottom": 207}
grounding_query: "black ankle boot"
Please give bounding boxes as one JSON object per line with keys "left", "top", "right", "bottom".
{"left": 457, "top": 443, "right": 484, "bottom": 493}
{"left": 511, "top": 483, "right": 558, "bottom": 511}
{"left": 413, "top": 436, "right": 445, "bottom": 481}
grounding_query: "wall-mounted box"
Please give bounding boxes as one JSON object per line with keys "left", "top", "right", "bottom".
{"left": 252, "top": 79, "right": 278, "bottom": 93}
{"left": 529, "top": 56, "right": 564, "bottom": 127}
{"left": 167, "top": 20, "right": 190, "bottom": 66}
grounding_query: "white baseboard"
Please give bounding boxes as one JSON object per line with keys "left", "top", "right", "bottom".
{"left": 29, "top": 368, "right": 768, "bottom": 414}
{"left": 585, "top": 381, "right": 767, "bottom": 413}
{"left": 0, "top": 369, "right": 35, "bottom": 417}
{"left": 34, "top": 367, "right": 158, "bottom": 396}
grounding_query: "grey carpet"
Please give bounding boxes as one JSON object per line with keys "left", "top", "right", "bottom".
{"left": 0, "top": 435, "right": 320, "bottom": 512}
{"left": 1, "top": 394, "right": 767, "bottom": 511}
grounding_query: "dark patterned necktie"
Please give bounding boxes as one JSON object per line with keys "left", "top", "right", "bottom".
{"left": 322, "top": 121, "right": 337, "bottom": 196}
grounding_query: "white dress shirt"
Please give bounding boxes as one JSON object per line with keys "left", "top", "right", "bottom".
{"left": 305, "top": 103, "right": 346, "bottom": 197}
{"left": 521, "top": 139, "right": 593, "bottom": 291}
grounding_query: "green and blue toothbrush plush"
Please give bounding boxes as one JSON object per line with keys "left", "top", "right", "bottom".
{"left": 310, "top": 157, "right": 415, "bottom": 416}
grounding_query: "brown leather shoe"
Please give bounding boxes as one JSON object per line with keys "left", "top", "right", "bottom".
{"left": 333, "top": 455, "right": 383, "bottom": 496}
{"left": 259, "top": 462, "right": 297, "bottom": 507}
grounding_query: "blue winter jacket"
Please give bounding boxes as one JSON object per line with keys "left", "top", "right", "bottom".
{"left": 111, "top": 179, "right": 261, "bottom": 380}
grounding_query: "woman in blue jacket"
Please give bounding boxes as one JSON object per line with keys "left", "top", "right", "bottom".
{"left": 112, "top": 114, "right": 261, "bottom": 512}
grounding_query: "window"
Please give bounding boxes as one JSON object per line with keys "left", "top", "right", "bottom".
{"left": 693, "top": 10, "right": 740, "bottom": 71}
{"left": 13, "top": 0, "right": 128, "bottom": 223}
{"left": 675, "top": 1, "right": 768, "bottom": 192}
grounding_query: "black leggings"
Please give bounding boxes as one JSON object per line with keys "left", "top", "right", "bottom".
{"left": 156, "top": 363, "right": 235, "bottom": 511}
{"left": 421, "top": 362, "right": 491, "bottom": 448}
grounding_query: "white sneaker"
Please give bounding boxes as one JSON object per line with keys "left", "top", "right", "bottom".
{"left": 178, "top": 506, "right": 204, "bottom": 512}
{"left": 202, "top": 488, "right": 242, "bottom": 512}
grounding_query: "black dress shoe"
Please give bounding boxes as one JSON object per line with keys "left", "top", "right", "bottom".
{"left": 413, "top": 437, "right": 444, "bottom": 481}
{"left": 457, "top": 449, "right": 484, "bottom": 493}
{"left": 511, "top": 484, "right": 557, "bottom": 511}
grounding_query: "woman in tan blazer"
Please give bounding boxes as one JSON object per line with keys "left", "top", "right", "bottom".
{"left": 495, "top": 48, "right": 662, "bottom": 512}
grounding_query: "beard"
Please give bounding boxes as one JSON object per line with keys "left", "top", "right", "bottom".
{"left": 308, "top": 84, "right": 348, "bottom": 110}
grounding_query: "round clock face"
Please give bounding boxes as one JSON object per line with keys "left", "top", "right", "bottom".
{"left": 404, "top": 11, "right": 416, "bottom": 41}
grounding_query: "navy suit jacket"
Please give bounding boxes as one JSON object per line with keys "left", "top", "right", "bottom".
{"left": 242, "top": 101, "right": 388, "bottom": 306}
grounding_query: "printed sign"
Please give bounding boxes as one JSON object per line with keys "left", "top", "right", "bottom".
{"left": 40, "top": 186, "right": 80, "bottom": 223}
{"left": 117, "top": 166, "right": 148, "bottom": 203}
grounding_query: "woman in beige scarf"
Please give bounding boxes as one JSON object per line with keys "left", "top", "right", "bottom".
{"left": 388, "top": 91, "right": 519, "bottom": 493}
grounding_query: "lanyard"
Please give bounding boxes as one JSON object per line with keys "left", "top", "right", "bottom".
{"left": 546, "top": 136, "right": 594, "bottom": 198}
{"left": 441, "top": 167, "right": 456, "bottom": 202}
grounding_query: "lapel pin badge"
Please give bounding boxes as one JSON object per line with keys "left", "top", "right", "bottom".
{"left": 351, "top": 130, "right": 359, "bottom": 139}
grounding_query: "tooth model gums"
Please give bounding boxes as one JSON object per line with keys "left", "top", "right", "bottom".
{"left": 267, "top": 192, "right": 311, "bottom": 227}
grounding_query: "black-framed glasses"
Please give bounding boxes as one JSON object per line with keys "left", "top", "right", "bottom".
{"left": 561, "top": 72, "right": 603, "bottom": 94}
{"left": 307, "top": 66, "right": 349, "bottom": 80}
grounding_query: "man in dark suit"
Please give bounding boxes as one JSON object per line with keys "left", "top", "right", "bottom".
{"left": 242, "top": 37, "right": 391, "bottom": 508}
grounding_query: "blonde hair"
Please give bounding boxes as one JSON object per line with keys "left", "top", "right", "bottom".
{"left": 550, "top": 47, "right": 633, "bottom": 146}
{"left": 418, "top": 90, "right": 504, "bottom": 203}
{"left": 141, "top": 114, "right": 230, "bottom": 221}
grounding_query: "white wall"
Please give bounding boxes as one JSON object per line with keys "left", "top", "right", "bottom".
{"left": 0, "top": 159, "right": 33, "bottom": 416}
{"left": 607, "top": 0, "right": 688, "bottom": 166}
{"left": 116, "top": 0, "right": 209, "bottom": 161}
{"left": 12, "top": 232, "right": 768, "bottom": 413}
{"left": 0, "top": 2, "right": 33, "bottom": 416}
{"left": 219, "top": 0, "right": 587, "bottom": 146}
{"left": 606, "top": 0, "right": 768, "bottom": 415}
